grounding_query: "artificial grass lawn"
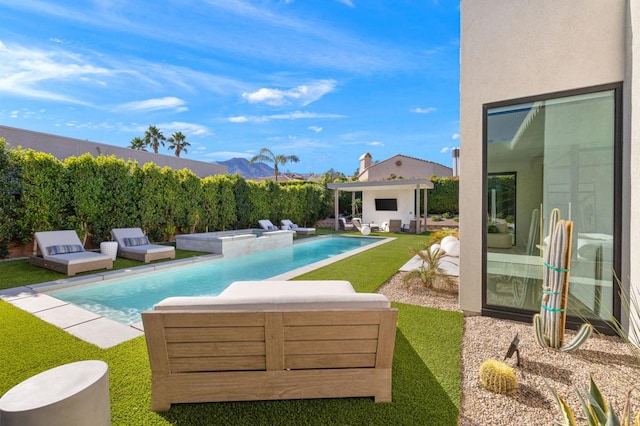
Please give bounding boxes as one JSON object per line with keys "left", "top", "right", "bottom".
{"left": 0, "top": 247, "right": 210, "bottom": 290}
{"left": 0, "top": 232, "right": 463, "bottom": 425}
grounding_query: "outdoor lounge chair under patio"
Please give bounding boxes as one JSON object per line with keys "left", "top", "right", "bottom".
{"left": 30, "top": 230, "right": 113, "bottom": 276}
{"left": 111, "top": 228, "right": 175, "bottom": 263}
{"left": 141, "top": 280, "right": 398, "bottom": 411}
{"left": 280, "top": 219, "right": 316, "bottom": 235}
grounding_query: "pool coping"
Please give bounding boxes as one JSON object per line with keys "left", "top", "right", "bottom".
{"left": 0, "top": 235, "right": 394, "bottom": 349}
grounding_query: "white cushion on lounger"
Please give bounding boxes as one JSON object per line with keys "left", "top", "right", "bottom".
{"left": 43, "top": 251, "right": 111, "bottom": 265}
{"left": 154, "top": 292, "right": 391, "bottom": 311}
{"left": 218, "top": 280, "right": 356, "bottom": 298}
{"left": 120, "top": 244, "right": 174, "bottom": 255}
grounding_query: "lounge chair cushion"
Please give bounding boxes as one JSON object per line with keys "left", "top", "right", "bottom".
{"left": 154, "top": 280, "right": 390, "bottom": 311}
{"left": 44, "top": 251, "right": 112, "bottom": 265}
{"left": 154, "top": 293, "right": 390, "bottom": 311}
{"left": 47, "top": 244, "right": 84, "bottom": 255}
{"left": 120, "top": 244, "right": 174, "bottom": 255}
{"left": 124, "top": 236, "right": 150, "bottom": 247}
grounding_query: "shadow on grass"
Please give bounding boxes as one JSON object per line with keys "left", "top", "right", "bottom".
{"left": 159, "top": 330, "right": 458, "bottom": 426}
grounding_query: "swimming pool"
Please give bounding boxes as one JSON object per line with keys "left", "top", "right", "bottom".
{"left": 49, "top": 235, "right": 385, "bottom": 325}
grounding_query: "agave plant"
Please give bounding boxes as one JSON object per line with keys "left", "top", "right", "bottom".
{"left": 550, "top": 275, "right": 640, "bottom": 425}
{"left": 550, "top": 376, "right": 639, "bottom": 426}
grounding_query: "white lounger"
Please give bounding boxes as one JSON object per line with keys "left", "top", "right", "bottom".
{"left": 258, "top": 219, "right": 280, "bottom": 231}
{"left": 142, "top": 280, "right": 398, "bottom": 411}
{"left": 281, "top": 219, "right": 316, "bottom": 235}
{"left": 111, "top": 228, "right": 175, "bottom": 263}
{"left": 30, "top": 230, "right": 113, "bottom": 276}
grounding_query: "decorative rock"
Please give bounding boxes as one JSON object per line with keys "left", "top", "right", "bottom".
{"left": 441, "top": 239, "right": 460, "bottom": 257}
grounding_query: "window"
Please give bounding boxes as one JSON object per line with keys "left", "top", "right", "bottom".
{"left": 483, "top": 85, "right": 621, "bottom": 330}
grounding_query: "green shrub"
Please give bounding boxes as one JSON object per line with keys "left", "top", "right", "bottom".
{"left": 442, "top": 212, "right": 454, "bottom": 219}
{"left": 430, "top": 215, "right": 442, "bottom": 222}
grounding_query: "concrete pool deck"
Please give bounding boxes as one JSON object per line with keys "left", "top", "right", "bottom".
{"left": 0, "top": 236, "right": 393, "bottom": 349}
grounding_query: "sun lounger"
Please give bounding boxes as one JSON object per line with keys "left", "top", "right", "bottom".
{"left": 281, "top": 219, "right": 315, "bottom": 235}
{"left": 30, "top": 230, "right": 113, "bottom": 276}
{"left": 111, "top": 228, "right": 175, "bottom": 263}
{"left": 339, "top": 218, "right": 355, "bottom": 231}
{"left": 141, "top": 280, "right": 398, "bottom": 411}
{"left": 258, "top": 219, "right": 280, "bottom": 231}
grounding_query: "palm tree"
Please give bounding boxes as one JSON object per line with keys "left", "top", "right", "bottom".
{"left": 128, "top": 136, "right": 147, "bottom": 151}
{"left": 167, "top": 131, "right": 191, "bottom": 158}
{"left": 144, "top": 125, "right": 166, "bottom": 154}
{"left": 249, "top": 148, "right": 300, "bottom": 181}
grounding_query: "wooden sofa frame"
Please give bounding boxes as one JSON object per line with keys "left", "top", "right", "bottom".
{"left": 142, "top": 308, "right": 398, "bottom": 411}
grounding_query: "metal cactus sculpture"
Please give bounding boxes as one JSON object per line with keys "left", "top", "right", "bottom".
{"left": 533, "top": 208, "right": 593, "bottom": 352}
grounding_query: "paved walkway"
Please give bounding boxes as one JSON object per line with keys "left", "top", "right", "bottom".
{"left": 0, "top": 256, "right": 219, "bottom": 349}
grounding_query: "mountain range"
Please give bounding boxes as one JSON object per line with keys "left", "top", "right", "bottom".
{"left": 217, "top": 158, "right": 274, "bottom": 178}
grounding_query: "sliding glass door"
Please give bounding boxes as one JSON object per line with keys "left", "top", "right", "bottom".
{"left": 483, "top": 85, "right": 620, "bottom": 326}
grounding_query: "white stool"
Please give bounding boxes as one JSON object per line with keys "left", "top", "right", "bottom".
{"left": 0, "top": 360, "right": 110, "bottom": 426}
{"left": 360, "top": 224, "right": 371, "bottom": 236}
{"left": 100, "top": 241, "right": 118, "bottom": 260}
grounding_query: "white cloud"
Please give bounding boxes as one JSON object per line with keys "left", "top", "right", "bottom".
{"left": 308, "top": 126, "right": 323, "bottom": 133}
{"left": 116, "top": 97, "right": 187, "bottom": 112}
{"left": 337, "top": 0, "right": 355, "bottom": 7}
{"left": 452, "top": 133, "right": 460, "bottom": 140}
{"left": 157, "top": 121, "right": 211, "bottom": 136}
{"left": 227, "top": 110, "right": 345, "bottom": 123}
{"left": 410, "top": 107, "right": 436, "bottom": 114}
{"left": 242, "top": 80, "right": 337, "bottom": 107}
{"left": 0, "top": 41, "right": 110, "bottom": 104}
{"left": 227, "top": 116, "right": 249, "bottom": 123}
{"left": 440, "top": 147, "right": 450, "bottom": 153}
{"left": 367, "top": 141, "right": 384, "bottom": 146}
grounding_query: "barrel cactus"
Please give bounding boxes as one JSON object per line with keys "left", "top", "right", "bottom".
{"left": 479, "top": 359, "right": 518, "bottom": 396}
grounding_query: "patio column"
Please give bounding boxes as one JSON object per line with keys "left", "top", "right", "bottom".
{"left": 334, "top": 189, "right": 339, "bottom": 230}
{"left": 415, "top": 185, "right": 420, "bottom": 234}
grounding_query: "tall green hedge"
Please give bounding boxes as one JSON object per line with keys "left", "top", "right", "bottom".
{"left": 0, "top": 147, "right": 331, "bottom": 257}
{"left": 428, "top": 177, "right": 459, "bottom": 215}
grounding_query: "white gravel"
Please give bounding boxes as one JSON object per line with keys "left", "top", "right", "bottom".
{"left": 377, "top": 272, "right": 640, "bottom": 425}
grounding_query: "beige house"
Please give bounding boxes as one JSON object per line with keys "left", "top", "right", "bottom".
{"left": 0, "top": 125, "right": 227, "bottom": 178}
{"left": 357, "top": 152, "right": 452, "bottom": 181}
{"left": 328, "top": 153, "right": 450, "bottom": 233}
{"left": 459, "top": 0, "right": 638, "bottom": 342}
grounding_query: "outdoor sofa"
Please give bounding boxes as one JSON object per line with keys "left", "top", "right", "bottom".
{"left": 30, "top": 230, "right": 113, "bottom": 276}
{"left": 141, "top": 280, "right": 398, "bottom": 411}
{"left": 111, "top": 228, "right": 175, "bottom": 263}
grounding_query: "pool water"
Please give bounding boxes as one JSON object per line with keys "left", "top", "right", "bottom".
{"left": 50, "top": 235, "right": 381, "bottom": 325}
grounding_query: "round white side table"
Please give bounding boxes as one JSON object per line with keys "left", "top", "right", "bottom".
{"left": 0, "top": 360, "right": 111, "bottom": 426}
{"left": 360, "top": 224, "right": 371, "bottom": 236}
{"left": 100, "top": 241, "right": 118, "bottom": 260}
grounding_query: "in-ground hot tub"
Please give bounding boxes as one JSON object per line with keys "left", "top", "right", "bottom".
{"left": 175, "top": 229, "right": 294, "bottom": 258}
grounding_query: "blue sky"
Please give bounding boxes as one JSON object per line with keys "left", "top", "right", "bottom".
{"left": 0, "top": 0, "right": 460, "bottom": 176}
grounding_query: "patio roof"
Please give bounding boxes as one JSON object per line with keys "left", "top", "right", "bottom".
{"left": 327, "top": 178, "right": 433, "bottom": 192}
{"left": 327, "top": 179, "right": 433, "bottom": 233}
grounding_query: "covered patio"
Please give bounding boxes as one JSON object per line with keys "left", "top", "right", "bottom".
{"left": 327, "top": 179, "right": 433, "bottom": 234}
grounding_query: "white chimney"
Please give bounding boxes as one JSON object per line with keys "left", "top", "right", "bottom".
{"left": 359, "top": 152, "right": 372, "bottom": 174}
{"left": 452, "top": 148, "right": 460, "bottom": 177}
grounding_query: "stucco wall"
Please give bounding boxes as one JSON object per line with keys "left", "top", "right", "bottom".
{"left": 627, "top": 0, "right": 639, "bottom": 345}
{"left": 361, "top": 189, "right": 420, "bottom": 227}
{"left": 460, "top": 0, "right": 627, "bottom": 314}
{"left": 0, "top": 125, "right": 227, "bottom": 178}
{"left": 364, "top": 155, "right": 452, "bottom": 181}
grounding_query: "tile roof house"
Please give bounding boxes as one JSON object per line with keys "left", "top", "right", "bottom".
{"left": 357, "top": 153, "right": 452, "bottom": 181}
